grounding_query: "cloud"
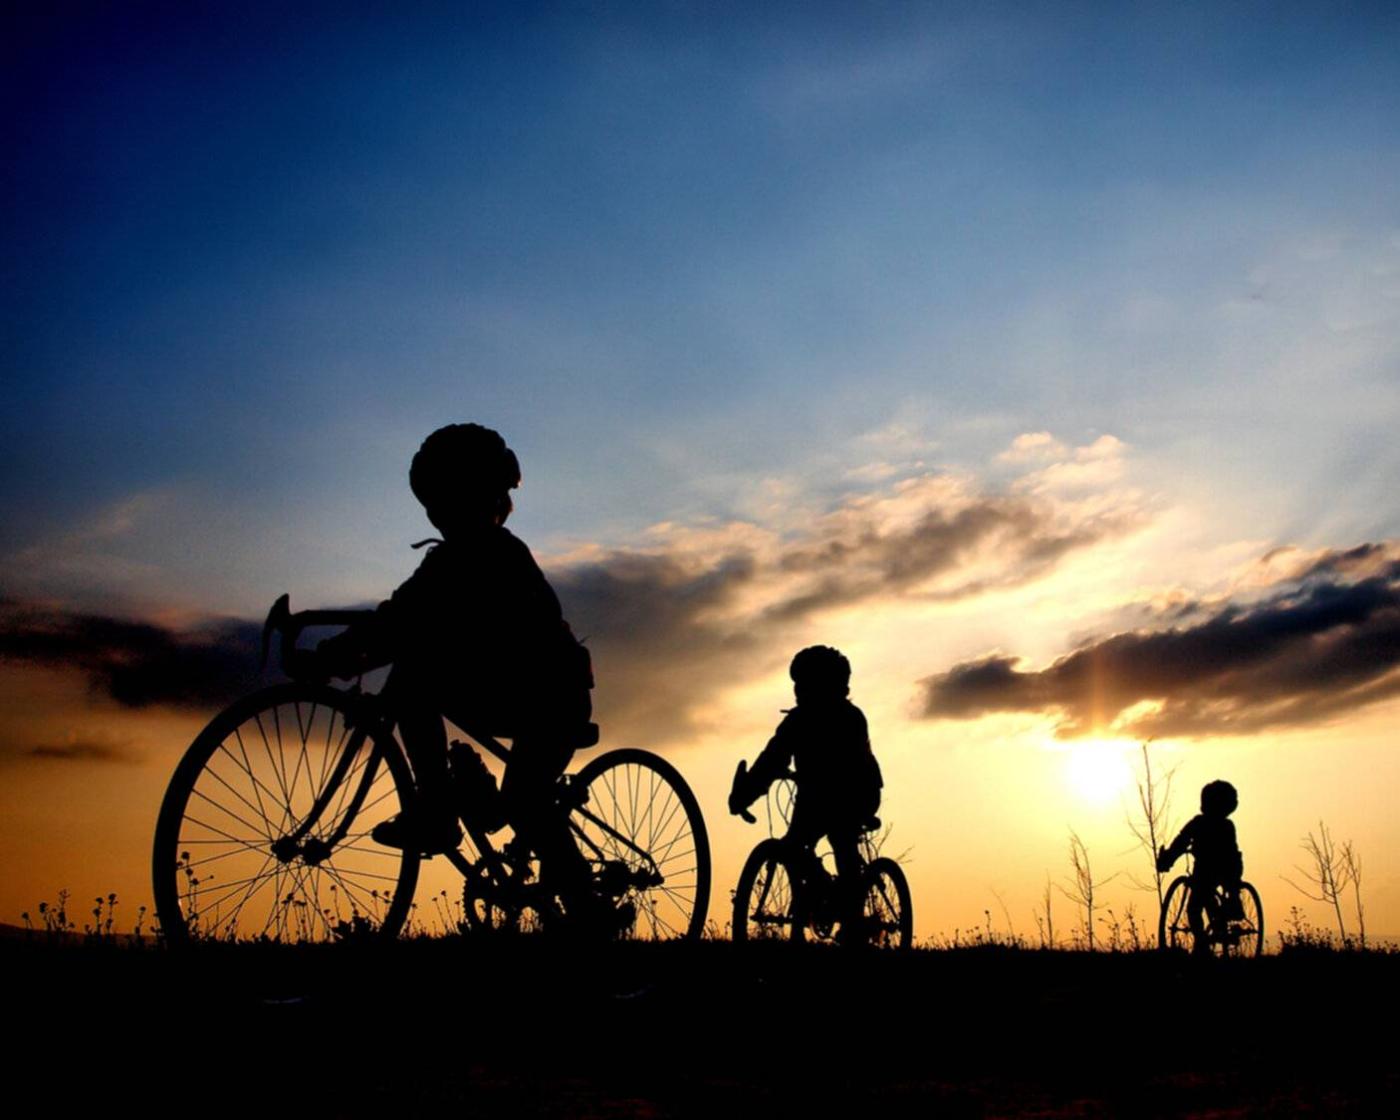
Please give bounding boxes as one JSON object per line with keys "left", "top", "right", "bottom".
{"left": 920, "top": 544, "right": 1400, "bottom": 739}
{"left": 0, "top": 599, "right": 266, "bottom": 711}
{"left": 25, "top": 735, "right": 135, "bottom": 763}
{"left": 997, "top": 431, "right": 1068, "bottom": 463}
{"left": 553, "top": 463, "right": 1144, "bottom": 744}
{"left": 0, "top": 445, "right": 1144, "bottom": 749}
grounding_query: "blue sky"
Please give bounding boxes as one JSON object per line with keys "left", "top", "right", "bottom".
{"left": 7, "top": 3, "right": 1399, "bottom": 617}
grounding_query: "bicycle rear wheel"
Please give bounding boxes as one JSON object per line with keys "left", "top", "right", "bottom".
{"left": 732, "top": 839, "right": 804, "bottom": 943}
{"left": 1223, "top": 882, "right": 1264, "bottom": 958}
{"left": 569, "top": 748, "right": 711, "bottom": 940}
{"left": 152, "top": 684, "right": 419, "bottom": 943}
{"left": 863, "top": 857, "right": 913, "bottom": 950}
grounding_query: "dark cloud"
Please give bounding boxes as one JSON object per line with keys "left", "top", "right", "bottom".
{"left": 0, "top": 599, "right": 265, "bottom": 710}
{"left": 554, "top": 551, "right": 764, "bottom": 745}
{"left": 921, "top": 549, "right": 1400, "bottom": 738}
{"left": 26, "top": 738, "right": 134, "bottom": 763}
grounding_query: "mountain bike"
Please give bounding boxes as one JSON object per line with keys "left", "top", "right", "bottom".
{"left": 152, "top": 596, "right": 711, "bottom": 944}
{"left": 1158, "top": 866, "right": 1263, "bottom": 957}
{"left": 730, "top": 771, "right": 912, "bottom": 948}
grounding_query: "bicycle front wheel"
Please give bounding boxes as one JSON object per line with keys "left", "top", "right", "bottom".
{"left": 1158, "top": 875, "right": 1194, "bottom": 952}
{"left": 732, "top": 839, "right": 804, "bottom": 943}
{"left": 152, "top": 684, "right": 420, "bottom": 943}
{"left": 569, "top": 748, "right": 711, "bottom": 940}
{"left": 863, "top": 857, "right": 913, "bottom": 950}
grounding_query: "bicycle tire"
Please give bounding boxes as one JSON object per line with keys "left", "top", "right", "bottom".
{"left": 1158, "top": 875, "right": 1193, "bottom": 952}
{"left": 569, "top": 747, "right": 711, "bottom": 940}
{"left": 732, "top": 838, "right": 804, "bottom": 943}
{"left": 152, "top": 683, "right": 420, "bottom": 943}
{"left": 863, "top": 857, "right": 913, "bottom": 950}
{"left": 1229, "top": 882, "right": 1264, "bottom": 958}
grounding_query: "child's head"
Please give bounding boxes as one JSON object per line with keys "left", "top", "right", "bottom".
{"left": 1200, "top": 779, "right": 1238, "bottom": 818}
{"left": 410, "top": 423, "right": 520, "bottom": 531}
{"left": 789, "top": 645, "right": 851, "bottom": 704}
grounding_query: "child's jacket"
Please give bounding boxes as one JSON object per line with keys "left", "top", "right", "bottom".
{"left": 748, "top": 698, "right": 882, "bottom": 824}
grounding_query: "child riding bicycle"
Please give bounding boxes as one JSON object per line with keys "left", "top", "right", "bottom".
{"left": 307, "top": 423, "right": 597, "bottom": 913}
{"left": 729, "top": 645, "right": 882, "bottom": 941}
{"left": 1157, "top": 780, "right": 1245, "bottom": 954}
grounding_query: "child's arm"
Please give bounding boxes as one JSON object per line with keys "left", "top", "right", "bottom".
{"left": 1156, "top": 818, "right": 1197, "bottom": 873}
{"left": 310, "top": 545, "right": 450, "bottom": 678}
{"left": 729, "top": 718, "right": 797, "bottom": 819}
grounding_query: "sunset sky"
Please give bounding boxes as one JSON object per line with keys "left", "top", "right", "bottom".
{"left": 4, "top": 2, "right": 1399, "bottom": 942}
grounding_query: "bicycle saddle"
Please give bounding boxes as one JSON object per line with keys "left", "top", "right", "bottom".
{"left": 567, "top": 722, "right": 601, "bottom": 749}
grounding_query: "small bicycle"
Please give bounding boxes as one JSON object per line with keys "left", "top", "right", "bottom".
{"left": 152, "top": 596, "right": 711, "bottom": 944}
{"left": 730, "top": 771, "right": 912, "bottom": 948}
{"left": 1158, "top": 862, "right": 1264, "bottom": 957}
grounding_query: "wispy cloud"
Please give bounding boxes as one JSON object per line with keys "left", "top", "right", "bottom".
{"left": 920, "top": 542, "right": 1400, "bottom": 739}
{"left": 23, "top": 734, "right": 135, "bottom": 764}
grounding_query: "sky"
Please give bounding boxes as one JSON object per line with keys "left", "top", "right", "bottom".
{"left": 4, "top": 1, "right": 1400, "bottom": 943}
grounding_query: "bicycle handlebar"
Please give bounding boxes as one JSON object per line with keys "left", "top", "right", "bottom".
{"left": 259, "top": 593, "right": 375, "bottom": 671}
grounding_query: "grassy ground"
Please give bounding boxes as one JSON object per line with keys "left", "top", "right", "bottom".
{"left": 9, "top": 936, "right": 1398, "bottom": 1117}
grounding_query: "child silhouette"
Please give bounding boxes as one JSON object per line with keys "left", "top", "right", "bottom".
{"left": 312, "top": 424, "right": 594, "bottom": 902}
{"left": 1157, "top": 780, "right": 1244, "bottom": 953}
{"left": 729, "top": 646, "right": 882, "bottom": 940}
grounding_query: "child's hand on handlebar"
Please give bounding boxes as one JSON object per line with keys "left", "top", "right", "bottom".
{"left": 729, "top": 761, "right": 757, "bottom": 823}
{"left": 282, "top": 647, "right": 329, "bottom": 684}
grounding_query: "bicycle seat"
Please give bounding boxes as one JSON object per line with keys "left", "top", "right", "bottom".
{"left": 859, "top": 815, "right": 882, "bottom": 835}
{"left": 567, "top": 722, "right": 601, "bottom": 749}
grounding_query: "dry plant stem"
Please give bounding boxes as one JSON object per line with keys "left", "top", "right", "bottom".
{"left": 1342, "top": 840, "right": 1366, "bottom": 949}
{"left": 1125, "top": 741, "right": 1176, "bottom": 914}
{"left": 1057, "top": 831, "right": 1116, "bottom": 951}
{"left": 1284, "top": 820, "right": 1353, "bottom": 943}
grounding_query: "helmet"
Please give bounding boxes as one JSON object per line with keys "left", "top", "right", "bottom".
{"left": 789, "top": 645, "right": 851, "bottom": 694}
{"left": 409, "top": 424, "right": 520, "bottom": 517}
{"left": 1200, "top": 780, "right": 1238, "bottom": 817}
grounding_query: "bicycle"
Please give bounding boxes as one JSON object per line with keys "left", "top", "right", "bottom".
{"left": 730, "top": 770, "right": 912, "bottom": 948}
{"left": 152, "top": 595, "right": 711, "bottom": 944}
{"left": 1158, "top": 863, "right": 1264, "bottom": 957}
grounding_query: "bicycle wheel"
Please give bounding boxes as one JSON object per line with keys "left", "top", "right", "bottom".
{"left": 153, "top": 683, "right": 419, "bottom": 943}
{"left": 569, "top": 748, "right": 711, "bottom": 940}
{"left": 1223, "top": 882, "right": 1264, "bottom": 958}
{"left": 863, "top": 857, "right": 913, "bottom": 950}
{"left": 1158, "top": 875, "right": 1194, "bottom": 952}
{"left": 732, "top": 839, "right": 804, "bottom": 943}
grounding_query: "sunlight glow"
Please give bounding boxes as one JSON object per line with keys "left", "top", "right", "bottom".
{"left": 1062, "top": 740, "right": 1136, "bottom": 806}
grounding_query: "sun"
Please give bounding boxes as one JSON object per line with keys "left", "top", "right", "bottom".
{"left": 1062, "top": 740, "right": 1135, "bottom": 806}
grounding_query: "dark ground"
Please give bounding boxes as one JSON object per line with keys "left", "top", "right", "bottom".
{"left": 10, "top": 936, "right": 1397, "bottom": 1118}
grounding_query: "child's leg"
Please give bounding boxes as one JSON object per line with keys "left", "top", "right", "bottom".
{"left": 828, "top": 827, "right": 865, "bottom": 941}
{"left": 1185, "top": 875, "right": 1211, "bottom": 953}
{"left": 383, "top": 668, "right": 455, "bottom": 827}
{"left": 501, "top": 736, "right": 589, "bottom": 903}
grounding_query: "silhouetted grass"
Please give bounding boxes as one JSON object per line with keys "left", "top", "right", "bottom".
{"left": 7, "top": 923, "right": 1399, "bottom": 1118}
